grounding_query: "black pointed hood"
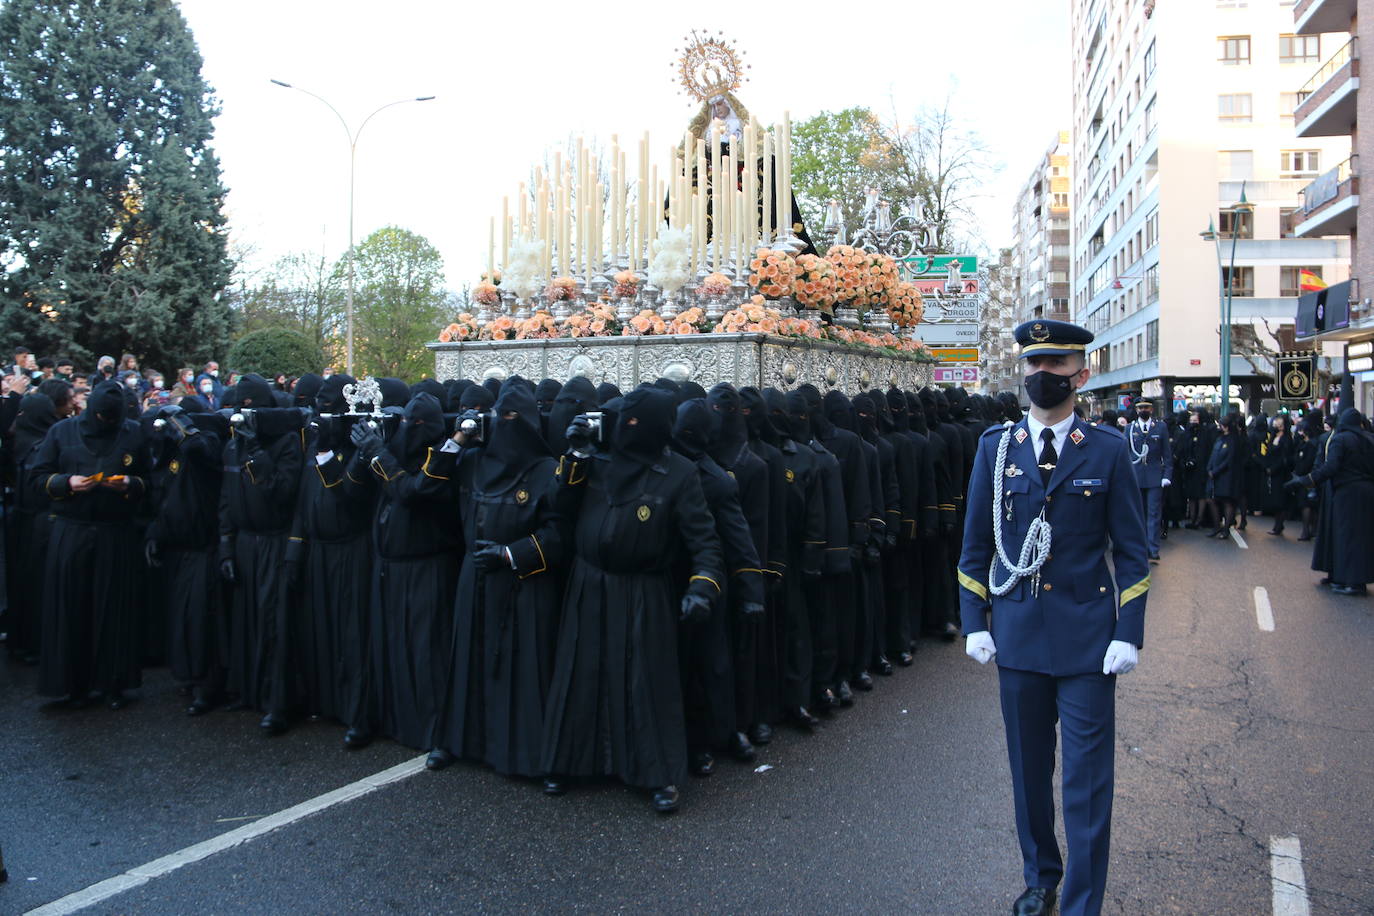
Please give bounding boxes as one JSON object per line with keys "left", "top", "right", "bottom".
{"left": 853, "top": 394, "right": 879, "bottom": 443}
{"left": 672, "top": 397, "right": 720, "bottom": 460}
{"left": 410, "top": 378, "right": 449, "bottom": 412}
{"left": 14, "top": 393, "right": 58, "bottom": 457}
{"left": 784, "top": 389, "right": 815, "bottom": 443}
{"left": 596, "top": 381, "right": 623, "bottom": 403}
{"left": 235, "top": 373, "right": 275, "bottom": 409}
{"left": 547, "top": 376, "right": 599, "bottom": 453}
{"left": 476, "top": 376, "right": 550, "bottom": 491}
{"left": 797, "top": 384, "right": 832, "bottom": 437}
{"left": 823, "top": 389, "right": 856, "bottom": 433}
{"left": 378, "top": 377, "right": 410, "bottom": 410}
{"left": 317, "top": 374, "right": 355, "bottom": 414}
{"left": 389, "top": 392, "right": 445, "bottom": 464}
{"left": 293, "top": 373, "right": 324, "bottom": 410}
{"left": 706, "top": 382, "right": 748, "bottom": 461}
{"left": 80, "top": 381, "right": 126, "bottom": 441}
{"left": 740, "top": 386, "right": 780, "bottom": 447}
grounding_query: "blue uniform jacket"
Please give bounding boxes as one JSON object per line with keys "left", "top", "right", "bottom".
{"left": 1126, "top": 419, "right": 1173, "bottom": 488}
{"left": 957, "top": 416, "right": 1150, "bottom": 676}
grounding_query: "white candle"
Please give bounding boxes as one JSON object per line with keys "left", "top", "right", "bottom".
{"left": 500, "top": 197, "right": 510, "bottom": 272}
{"left": 488, "top": 217, "right": 495, "bottom": 279}
{"left": 762, "top": 130, "right": 773, "bottom": 245}
{"left": 781, "top": 111, "right": 793, "bottom": 241}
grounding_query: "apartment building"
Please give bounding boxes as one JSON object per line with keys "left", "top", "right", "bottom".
{"left": 1070, "top": 0, "right": 1350, "bottom": 414}
{"left": 1012, "top": 132, "right": 1073, "bottom": 327}
{"left": 1290, "top": 0, "right": 1374, "bottom": 411}
{"left": 981, "top": 249, "right": 1020, "bottom": 394}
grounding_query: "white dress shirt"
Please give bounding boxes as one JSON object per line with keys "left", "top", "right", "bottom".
{"left": 1026, "top": 411, "right": 1076, "bottom": 461}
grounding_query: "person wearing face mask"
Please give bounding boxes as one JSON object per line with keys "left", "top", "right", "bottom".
{"left": 958, "top": 320, "right": 1149, "bottom": 916}
{"left": 1126, "top": 399, "right": 1172, "bottom": 562}
{"left": 30, "top": 381, "right": 153, "bottom": 709}
{"left": 432, "top": 377, "right": 566, "bottom": 777}
{"left": 541, "top": 387, "right": 723, "bottom": 814}
{"left": 348, "top": 391, "right": 463, "bottom": 760}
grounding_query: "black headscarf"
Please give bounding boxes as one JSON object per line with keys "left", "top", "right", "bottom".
{"left": 762, "top": 388, "right": 795, "bottom": 443}
{"left": 917, "top": 389, "right": 940, "bottom": 432}
{"left": 606, "top": 387, "right": 675, "bottom": 498}
{"left": 81, "top": 381, "right": 126, "bottom": 443}
{"left": 389, "top": 392, "right": 445, "bottom": 464}
{"left": 458, "top": 384, "right": 495, "bottom": 411}
{"left": 907, "top": 390, "right": 930, "bottom": 435}
{"left": 293, "top": 373, "right": 324, "bottom": 410}
{"left": 680, "top": 380, "right": 707, "bottom": 402}
{"left": 444, "top": 379, "right": 472, "bottom": 409}
{"left": 317, "top": 374, "right": 355, "bottom": 414}
{"left": 852, "top": 394, "right": 879, "bottom": 444}
{"left": 740, "top": 386, "right": 780, "bottom": 447}
{"left": 706, "top": 383, "right": 748, "bottom": 462}
{"left": 672, "top": 398, "right": 720, "bottom": 461}
{"left": 596, "top": 381, "right": 623, "bottom": 403}
{"left": 378, "top": 378, "right": 410, "bottom": 410}
{"left": 823, "top": 389, "right": 856, "bottom": 433}
{"left": 652, "top": 377, "right": 682, "bottom": 401}
{"left": 482, "top": 377, "right": 502, "bottom": 400}
{"left": 534, "top": 378, "right": 562, "bottom": 415}
{"left": 14, "top": 393, "right": 58, "bottom": 458}
{"left": 476, "top": 376, "right": 550, "bottom": 492}
{"left": 886, "top": 388, "right": 911, "bottom": 433}
{"left": 410, "top": 378, "right": 450, "bottom": 413}
{"left": 235, "top": 373, "right": 275, "bottom": 409}
{"left": 547, "top": 376, "right": 599, "bottom": 454}
{"left": 998, "top": 391, "right": 1022, "bottom": 423}
{"left": 796, "top": 384, "right": 832, "bottom": 437}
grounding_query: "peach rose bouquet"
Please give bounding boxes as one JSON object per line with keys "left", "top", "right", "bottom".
{"left": 747, "top": 248, "right": 797, "bottom": 299}
{"left": 791, "top": 254, "right": 838, "bottom": 312}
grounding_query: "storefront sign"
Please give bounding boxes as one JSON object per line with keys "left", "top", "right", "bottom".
{"left": 1276, "top": 353, "right": 1318, "bottom": 401}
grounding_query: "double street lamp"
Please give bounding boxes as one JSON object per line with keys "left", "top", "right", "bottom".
{"left": 269, "top": 80, "right": 436, "bottom": 375}
{"left": 1200, "top": 182, "right": 1255, "bottom": 418}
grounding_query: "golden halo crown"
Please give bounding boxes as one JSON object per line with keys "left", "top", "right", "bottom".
{"left": 675, "top": 30, "right": 748, "bottom": 103}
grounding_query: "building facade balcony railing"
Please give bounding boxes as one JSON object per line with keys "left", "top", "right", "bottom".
{"left": 1295, "top": 0, "right": 1358, "bottom": 37}
{"left": 1294, "top": 39, "right": 1358, "bottom": 137}
{"left": 1296, "top": 155, "right": 1359, "bottom": 236}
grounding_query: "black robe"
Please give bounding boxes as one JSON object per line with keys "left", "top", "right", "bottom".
{"left": 6, "top": 394, "right": 58, "bottom": 660}
{"left": 1309, "top": 421, "right": 1374, "bottom": 585}
{"left": 541, "top": 448, "right": 723, "bottom": 789}
{"left": 30, "top": 412, "right": 151, "bottom": 697}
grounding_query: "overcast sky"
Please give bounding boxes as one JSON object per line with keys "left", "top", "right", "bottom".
{"left": 178, "top": 0, "right": 1070, "bottom": 289}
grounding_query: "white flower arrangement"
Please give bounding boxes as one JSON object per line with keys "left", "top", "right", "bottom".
{"left": 503, "top": 238, "right": 545, "bottom": 300}
{"left": 647, "top": 225, "right": 692, "bottom": 295}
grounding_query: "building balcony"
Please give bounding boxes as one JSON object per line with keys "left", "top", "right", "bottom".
{"left": 1295, "top": 156, "right": 1359, "bottom": 237}
{"left": 1294, "top": 0, "right": 1356, "bottom": 37}
{"left": 1295, "top": 39, "right": 1359, "bottom": 138}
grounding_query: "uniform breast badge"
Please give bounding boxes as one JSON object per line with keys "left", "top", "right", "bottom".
{"left": 784, "top": 468, "right": 795, "bottom": 483}
{"left": 1005, "top": 464, "right": 1023, "bottom": 478}
{"left": 636, "top": 505, "right": 652, "bottom": 522}
{"left": 1014, "top": 427, "right": 1028, "bottom": 445}
{"left": 1069, "top": 428, "right": 1085, "bottom": 446}
{"left": 515, "top": 489, "right": 529, "bottom": 505}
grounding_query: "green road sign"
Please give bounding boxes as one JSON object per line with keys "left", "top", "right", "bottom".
{"left": 902, "top": 255, "right": 978, "bottom": 277}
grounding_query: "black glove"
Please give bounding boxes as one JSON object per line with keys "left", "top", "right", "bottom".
{"left": 1284, "top": 474, "right": 1310, "bottom": 491}
{"left": 144, "top": 540, "right": 161, "bottom": 569}
{"left": 864, "top": 543, "right": 882, "bottom": 567}
{"left": 848, "top": 544, "right": 863, "bottom": 565}
{"left": 564, "top": 417, "right": 593, "bottom": 452}
{"left": 471, "top": 540, "right": 509, "bottom": 572}
{"left": 885, "top": 532, "right": 898, "bottom": 550}
{"left": 738, "top": 601, "right": 765, "bottom": 618}
{"left": 680, "top": 592, "right": 712, "bottom": 624}
{"left": 350, "top": 421, "right": 384, "bottom": 460}
{"left": 219, "top": 558, "right": 238, "bottom": 584}
{"left": 941, "top": 521, "right": 957, "bottom": 536}
{"left": 766, "top": 572, "right": 784, "bottom": 595}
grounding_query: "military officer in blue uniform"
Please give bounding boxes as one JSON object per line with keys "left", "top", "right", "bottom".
{"left": 958, "top": 319, "right": 1149, "bottom": 916}
{"left": 1126, "top": 398, "right": 1172, "bottom": 561}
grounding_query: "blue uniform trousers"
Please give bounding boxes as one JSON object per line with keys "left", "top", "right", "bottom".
{"left": 998, "top": 666, "right": 1116, "bottom": 916}
{"left": 1139, "top": 486, "right": 1162, "bottom": 555}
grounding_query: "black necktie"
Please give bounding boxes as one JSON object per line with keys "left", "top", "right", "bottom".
{"left": 1039, "top": 427, "right": 1058, "bottom": 487}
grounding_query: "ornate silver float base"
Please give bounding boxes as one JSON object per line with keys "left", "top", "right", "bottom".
{"left": 429, "top": 332, "right": 934, "bottom": 390}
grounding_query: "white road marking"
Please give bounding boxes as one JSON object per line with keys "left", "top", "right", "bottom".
{"left": 1270, "top": 835, "right": 1311, "bottom": 916}
{"left": 1254, "top": 587, "right": 1275, "bottom": 632}
{"left": 1231, "top": 528, "right": 1249, "bottom": 549}
{"left": 25, "top": 755, "right": 427, "bottom": 916}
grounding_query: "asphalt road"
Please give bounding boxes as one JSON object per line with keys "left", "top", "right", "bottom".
{"left": 2, "top": 519, "right": 1371, "bottom": 915}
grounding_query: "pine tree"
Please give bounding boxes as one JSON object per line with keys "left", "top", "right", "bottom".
{"left": 0, "top": 0, "right": 232, "bottom": 372}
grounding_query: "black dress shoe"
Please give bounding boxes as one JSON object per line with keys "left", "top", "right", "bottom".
{"left": 689, "top": 751, "right": 714, "bottom": 776}
{"left": 425, "top": 748, "right": 454, "bottom": 770}
{"left": 186, "top": 698, "right": 212, "bottom": 717}
{"left": 1297, "top": 533, "right": 1313, "bottom": 541}
{"left": 853, "top": 671, "right": 875, "bottom": 691}
{"left": 787, "top": 707, "right": 820, "bottom": 729}
{"left": 1160, "top": 529, "right": 1168, "bottom": 540}
{"left": 1184, "top": 521, "right": 1200, "bottom": 529}
{"left": 836, "top": 681, "right": 854, "bottom": 706}
{"left": 259, "top": 713, "right": 288, "bottom": 736}
{"left": 875, "top": 656, "right": 895, "bottom": 676}
{"left": 651, "top": 785, "right": 680, "bottom": 813}
{"left": 897, "top": 651, "right": 914, "bottom": 667}
{"left": 107, "top": 691, "right": 129, "bottom": 711}
{"left": 1012, "top": 886, "right": 1056, "bottom": 916}
{"left": 1330, "top": 583, "right": 1368, "bottom": 596}
{"left": 223, "top": 699, "right": 248, "bottom": 712}
{"left": 941, "top": 622, "right": 959, "bottom": 642}
{"left": 542, "top": 776, "right": 567, "bottom": 796}
{"left": 1148, "top": 552, "right": 1160, "bottom": 562}
{"left": 748, "top": 722, "right": 773, "bottom": 745}
{"left": 1319, "top": 577, "right": 1332, "bottom": 586}
{"left": 727, "top": 732, "right": 756, "bottom": 762}
{"left": 342, "top": 729, "right": 372, "bottom": 750}
{"left": 816, "top": 688, "right": 840, "bottom": 710}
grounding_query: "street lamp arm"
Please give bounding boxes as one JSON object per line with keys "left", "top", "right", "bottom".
{"left": 269, "top": 79, "right": 354, "bottom": 148}
{"left": 355, "top": 95, "right": 436, "bottom": 144}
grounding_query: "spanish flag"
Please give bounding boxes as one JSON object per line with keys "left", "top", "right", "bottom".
{"left": 1299, "top": 269, "right": 1328, "bottom": 292}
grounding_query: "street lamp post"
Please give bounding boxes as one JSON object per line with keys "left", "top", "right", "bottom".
{"left": 270, "top": 80, "right": 435, "bottom": 375}
{"left": 1200, "top": 182, "right": 1254, "bottom": 418}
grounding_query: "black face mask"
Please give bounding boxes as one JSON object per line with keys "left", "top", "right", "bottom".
{"left": 1023, "top": 370, "right": 1076, "bottom": 410}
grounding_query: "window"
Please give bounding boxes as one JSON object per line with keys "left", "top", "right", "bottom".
{"left": 1280, "top": 266, "right": 1322, "bottom": 297}
{"left": 1219, "top": 150, "right": 1255, "bottom": 180}
{"left": 1222, "top": 265, "right": 1254, "bottom": 297}
{"left": 1052, "top": 192, "right": 1069, "bottom": 208}
{"left": 1219, "top": 207, "right": 1254, "bottom": 239}
{"left": 1144, "top": 96, "right": 1157, "bottom": 134}
{"left": 1144, "top": 39, "right": 1156, "bottom": 78}
{"left": 1145, "top": 264, "right": 1160, "bottom": 302}
{"left": 1280, "top": 207, "right": 1300, "bottom": 238}
{"left": 1279, "top": 34, "right": 1320, "bottom": 64}
{"left": 1218, "top": 94, "right": 1253, "bottom": 122}
{"left": 1146, "top": 320, "right": 1159, "bottom": 358}
{"left": 1144, "top": 209, "right": 1160, "bottom": 248}
{"left": 1279, "top": 150, "right": 1320, "bottom": 177}
{"left": 1279, "top": 92, "right": 1301, "bottom": 120}
{"left": 1218, "top": 36, "right": 1251, "bottom": 65}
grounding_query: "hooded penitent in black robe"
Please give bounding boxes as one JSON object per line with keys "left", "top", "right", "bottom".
{"left": 359, "top": 392, "right": 462, "bottom": 751}
{"left": 672, "top": 398, "right": 764, "bottom": 757}
{"left": 705, "top": 384, "right": 770, "bottom": 735}
{"left": 542, "top": 387, "right": 724, "bottom": 790}
{"left": 534, "top": 377, "right": 562, "bottom": 441}
{"left": 289, "top": 374, "right": 377, "bottom": 732}
{"left": 825, "top": 391, "right": 884, "bottom": 683}
{"left": 147, "top": 399, "right": 226, "bottom": 698}
{"left": 914, "top": 389, "right": 957, "bottom": 634}
{"left": 219, "top": 374, "right": 304, "bottom": 716}
{"left": 31, "top": 382, "right": 152, "bottom": 700}
{"left": 884, "top": 389, "right": 937, "bottom": 655}
{"left": 854, "top": 394, "right": 900, "bottom": 673}
{"left": 1308, "top": 409, "right": 1374, "bottom": 586}
{"left": 436, "top": 378, "right": 565, "bottom": 777}
{"left": 740, "top": 386, "right": 788, "bottom": 725}
{"left": 544, "top": 376, "right": 599, "bottom": 455}
{"left": 7, "top": 393, "right": 59, "bottom": 661}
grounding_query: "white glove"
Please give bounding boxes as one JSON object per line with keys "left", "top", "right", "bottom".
{"left": 965, "top": 631, "right": 996, "bottom": 665}
{"left": 1103, "top": 640, "right": 1138, "bottom": 675}
{"left": 1161, "top": 478, "right": 1171, "bottom": 487}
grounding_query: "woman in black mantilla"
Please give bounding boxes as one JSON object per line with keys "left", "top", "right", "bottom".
{"left": 541, "top": 386, "right": 723, "bottom": 813}
{"left": 30, "top": 380, "right": 152, "bottom": 708}
{"left": 433, "top": 377, "right": 565, "bottom": 778}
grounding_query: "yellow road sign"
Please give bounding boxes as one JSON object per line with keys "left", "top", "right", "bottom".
{"left": 932, "top": 347, "right": 979, "bottom": 363}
